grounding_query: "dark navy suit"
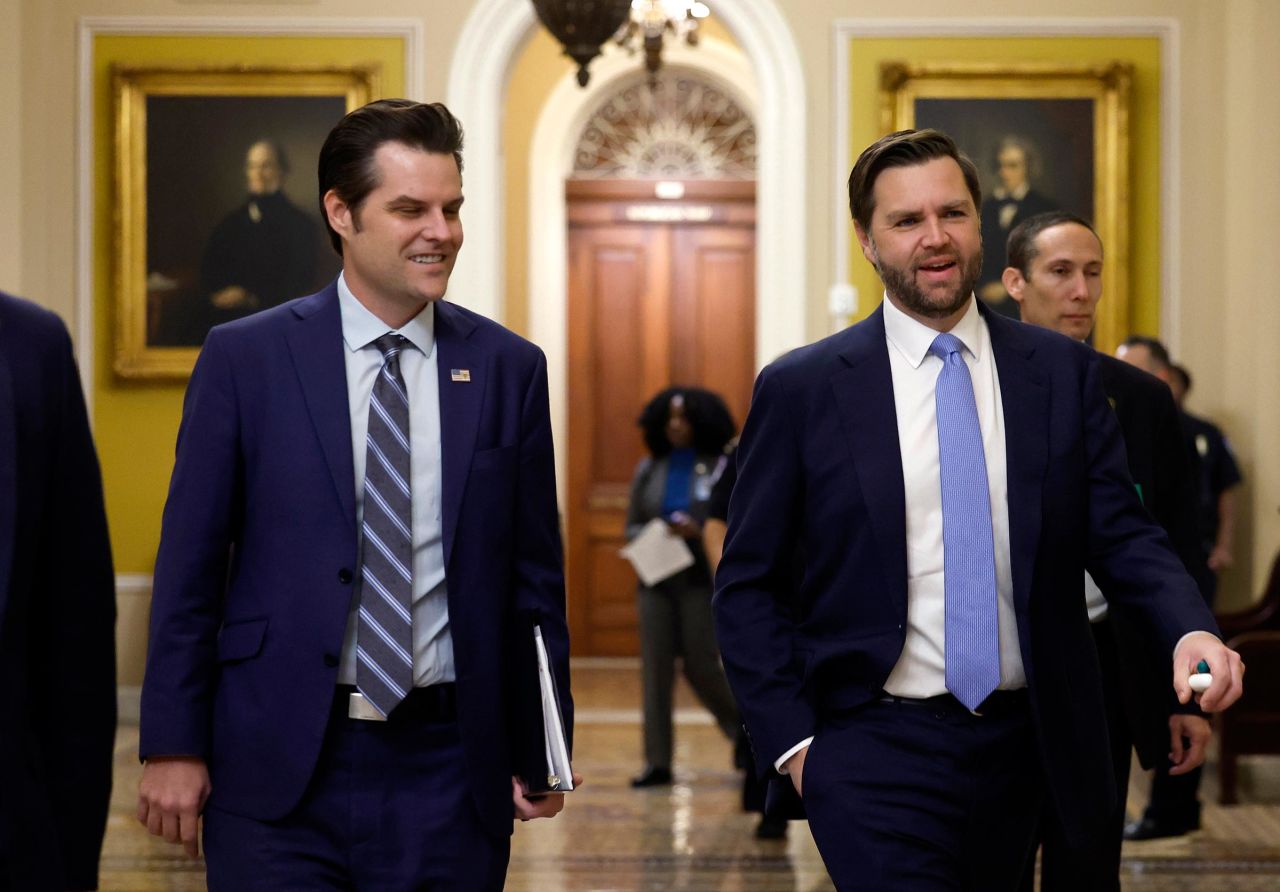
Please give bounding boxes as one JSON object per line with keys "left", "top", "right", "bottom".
{"left": 0, "top": 293, "right": 115, "bottom": 891}
{"left": 140, "top": 283, "right": 571, "bottom": 884}
{"left": 713, "top": 303, "right": 1216, "bottom": 888}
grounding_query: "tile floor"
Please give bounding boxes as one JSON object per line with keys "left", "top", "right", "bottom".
{"left": 100, "top": 662, "right": 1280, "bottom": 890}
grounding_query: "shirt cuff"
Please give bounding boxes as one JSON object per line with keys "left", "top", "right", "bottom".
{"left": 774, "top": 737, "right": 814, "bottom": 774}
{"left": 1175, "top": 630, "right": 1220, "bottom": 656}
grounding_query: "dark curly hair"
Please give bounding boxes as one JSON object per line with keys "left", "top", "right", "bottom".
{"left": 637, "top": 387, "right": 736, "bottom": 458}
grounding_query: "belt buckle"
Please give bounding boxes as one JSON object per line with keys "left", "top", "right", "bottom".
{"left": 348, "top": 691, "right": 388, "bottom": 722}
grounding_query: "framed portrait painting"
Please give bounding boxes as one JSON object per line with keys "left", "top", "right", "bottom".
{"left": 113, "top": 65, "right": 379, "bottom": 378}
{"left": 880, "top": 61, "right": 1132, "bottom": 353}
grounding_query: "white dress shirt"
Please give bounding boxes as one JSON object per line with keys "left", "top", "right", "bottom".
{"left": 778, "top": 295, "right": 1023, "bottom": 773}
{"left": 336, "top": 273, "right": 455, "bottom": 687}
{"left": 880, "top": 295, "right": 1024, "bottom": 697}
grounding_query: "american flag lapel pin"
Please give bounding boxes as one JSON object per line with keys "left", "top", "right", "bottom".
{"left": 451, "top": 368, "right": 471, "bottom": 382}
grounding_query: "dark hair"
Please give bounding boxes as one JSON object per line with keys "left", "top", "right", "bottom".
{"left": 249, "top": 138, "right": 290, "bottom": 175}
{"left": 1005, "top": 211, "right": 1100, "bottom": 275}
{"left": 847, "top": 128, "right": 982, "bottom": 232}
{"left": 1169, "top": 363, "right": 1192, "bottom": 393}
{"left": 317, "top": 99, "right": 465, "bottom": 254}
{"left": 1121, "top": 334, "right": 1172, "bottom": 369}
{"left": 637, "top": 387, "right": 736, "bottom": 458}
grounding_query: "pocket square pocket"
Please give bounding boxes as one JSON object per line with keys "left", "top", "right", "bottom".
{"left": 216, "top": 617, "right": 268, "bottom": 663}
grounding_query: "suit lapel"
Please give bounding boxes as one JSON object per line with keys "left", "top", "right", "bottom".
{"left": 0, "top": 339, "right": 15, "bottom": 625}
{"left": 285, "top": 284, "right": 356, "bottom": 533}
{"left": 829, "top": 308, "right": 909, "bottom": 601}
{"left": 985, "top": 308, "right": 1049, "bottom": 610}
{"left": 435, "top": 301, "right": 482, "bottom": 568}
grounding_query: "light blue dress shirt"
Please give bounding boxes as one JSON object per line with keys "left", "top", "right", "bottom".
{"left": 336, "top": 273, "right": 454, "bottom": 687}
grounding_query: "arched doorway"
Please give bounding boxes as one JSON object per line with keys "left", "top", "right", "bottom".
{"left": 564, "top": 70, "right": 757, "bottom": 655}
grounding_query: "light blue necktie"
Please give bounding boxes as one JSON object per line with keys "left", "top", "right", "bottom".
{"left": 356, "top": 334, "right": 415, "bottom": 717}
{"left": 929, "top": 332, "right": 1001, "bottom": 712}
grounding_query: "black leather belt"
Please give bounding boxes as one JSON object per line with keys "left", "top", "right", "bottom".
{"left": 335, "top": 683, "right": 457, "bottom": 723}
{"left": 877, "top": 689, "right": 1029, "bottom": 718}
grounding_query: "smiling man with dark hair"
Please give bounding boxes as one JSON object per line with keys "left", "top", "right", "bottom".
{"left": 713, "top": 128, "right": 1244, "bottom": 890}
{"left": 138, "top": 99, "right": 575, "bottom": 891}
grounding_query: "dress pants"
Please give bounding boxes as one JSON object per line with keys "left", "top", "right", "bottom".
{"left": 637, "top": 571, "right": 740, "bottom": 769}
{"left": 802, "top": 692, "right": 1042, "bottom": 892}
{"left": 1140, "top": 763, "right": 1203, "bottom": 829}
{"left": 203, "top": 685, "right": 509, "bottom": 891}
{"left": 1021, "top": 618, "right": 1128, "bottom": 891}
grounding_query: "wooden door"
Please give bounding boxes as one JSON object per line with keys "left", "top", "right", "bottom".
{"left": 566, "top": 180, "right": 756, "bottom": 655}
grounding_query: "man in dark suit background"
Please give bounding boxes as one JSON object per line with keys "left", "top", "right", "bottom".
{"left": 1115, "top": 336, "right": 1240, "bottom": 840}
{"left": 0, "top": 292, "right": 116, "bottom": 891}
{"left": 137, "top": 100, "right": 574, "bottom": 890}
{"left": 712, "top": 129, "right": 1244, "bottom": 890}
{"left": 1002, "top": 211, "right": 1211, "bottom": 889}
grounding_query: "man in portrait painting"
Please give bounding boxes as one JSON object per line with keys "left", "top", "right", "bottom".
{"left": 199, "top": 139, "right": 319, "bottom": 325}
{"left": 977, "top": 135, "right": 1057, "bottom": 317}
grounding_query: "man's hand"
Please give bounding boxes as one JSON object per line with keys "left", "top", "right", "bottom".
{"left": 511, "top": 772, "right": 583, "bottom": 822}
{"left": 210, "top": 285, "right": 256, "bottom": 310}
{"left": 1207, "top": 544, "right": 1234, "bottom": 572}
{"left": 1167, "top": 714, "right": 1212, "bottom": 776}
{"left": 1173, "top": 632, "right": 1245, "bottom": 712}
{"left": 665, "top": 511, "right": 702, "bottom": 540}
{"left": 137, "top": 756, "right": 211, "bottom": 858}
{"left": 783, "top": 745, "right": 809, "bottom": 797}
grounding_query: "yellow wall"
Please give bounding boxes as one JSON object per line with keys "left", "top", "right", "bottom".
{"left": 92, "top": 35, "right": 405, "bottom": 574}
{"left": 503, "top": 28, "right": 566, "bottom": 339}
{"left": 846, "top": 37, "right": 1161, "bottom": 334}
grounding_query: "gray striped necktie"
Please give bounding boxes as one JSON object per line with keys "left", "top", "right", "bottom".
{"left": 356, "top": 333, "right": 415, "bottom": 717}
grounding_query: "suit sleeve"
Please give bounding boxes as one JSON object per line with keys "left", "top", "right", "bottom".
{"left": 1080, "top": 352, "right": 1217, "bottom": 650}
{"left": 712, "top": 366, "right": 812, "bottom": 770}
{"left": 38, "top": 321, "right": 116, "bottom": 890}
{"left": 512, "top": 349, "right": 573, "bottom": 748}
{"left": 140, "top": 328, "right": 242, "bottom": 761}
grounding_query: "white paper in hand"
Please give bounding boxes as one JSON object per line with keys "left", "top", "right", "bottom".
{"left": 620, "top": 518, "right": 695, "bottom": 586}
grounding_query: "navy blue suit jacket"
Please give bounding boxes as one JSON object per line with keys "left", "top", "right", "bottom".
{"left": 0, "top": 293, "right": 115, "bottom": 890}
{"left": 140, "top": 282, "right": 571, "bottom": 839}
{"left": 713, "top": 302, "right": 1216, "bottom": 841}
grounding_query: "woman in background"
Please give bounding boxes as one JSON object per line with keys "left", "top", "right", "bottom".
{"left": 626, "top": 387, "right": 741, "bottom": 788}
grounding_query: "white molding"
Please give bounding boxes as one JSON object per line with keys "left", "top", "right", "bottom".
{"left": 115, "top": 572, "right": 153, "bottom": 594}
{"left": 528, "top": 39, "right": 757, "bottom": 495}
{"left": 118, "top": 685, "right": 142, "bottom": 725}
{"left": 831, "top": 18, "right": 1180, "bottom": 349}
{"left": 446, "top": 0, "right": 539, "bottom": 324}
{"left": 75, "top": 16, "right": 426, "bottom": 416}
{"left": 449, "top": 0, "right": 807, "bottom": 348}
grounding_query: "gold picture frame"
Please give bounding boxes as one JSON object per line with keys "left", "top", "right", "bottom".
{"left": 113, "top": 65, "right": 378, "bottom": 378}
{"left": 879, "top": 62, "right": 1132, "bottom": 353}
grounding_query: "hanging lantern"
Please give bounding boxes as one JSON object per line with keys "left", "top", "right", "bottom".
{"left": 531, "top": 0, "right": 633, "bottom": 87}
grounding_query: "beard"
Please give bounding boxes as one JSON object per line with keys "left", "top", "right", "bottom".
{"left": 870, "top": 239, "right": 982, "bottom": 320}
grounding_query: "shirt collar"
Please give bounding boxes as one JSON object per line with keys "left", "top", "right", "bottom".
{"left": 337, "top": 271, "right": 435, "bottom": 358}
{"left": 882, "top": 292, "right": 985, "bottom": 369}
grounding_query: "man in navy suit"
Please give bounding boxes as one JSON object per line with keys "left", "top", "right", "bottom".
{"left": 712, "top": 129, "right": 1244, "bottom": 890}
{"left": 0, "top": 293, "right": 116, "bottom": 891}
{"left": 137, "top": 100, "right": 574, "bottom": 890}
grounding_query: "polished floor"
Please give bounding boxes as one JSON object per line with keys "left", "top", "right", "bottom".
{"left": 102, "top": 662, "right": 1280, "bottom": 890}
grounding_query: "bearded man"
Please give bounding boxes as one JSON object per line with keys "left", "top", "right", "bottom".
{"left": 711, "top": 128, "right": 1244, "bottom": 891}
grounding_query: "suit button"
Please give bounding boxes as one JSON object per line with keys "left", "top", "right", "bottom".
{"left": 338, "top": 568, "right": 353, "bottom": 584}
{"left": 324, "top": 654, "right": 339, "bottom": 667}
